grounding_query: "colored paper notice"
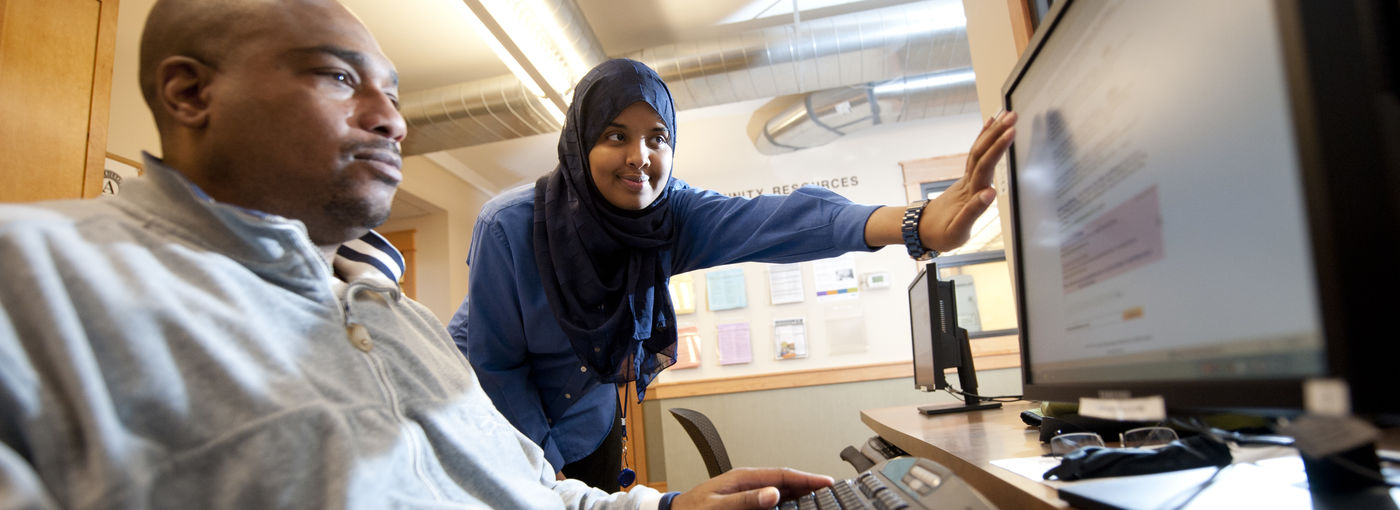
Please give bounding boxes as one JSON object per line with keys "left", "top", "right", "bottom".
{"left": 773, "top": 318, "right": 808, "bottom": 360}
{"left": 705, "top": 268, "right": 748, "bottom": 311}
{"left": 669, "top": 273, "right": 696, "bottom": 314}
{"left": 768, "top": 263, "right": 804, "bottom": 305}
{"left": 716, "top": 322, "right": 752, "bottom": 365}
{"left": 673, "top": 325, "right": 701, "bottom": 369}
{"left": 813, "top": 254, "right": 859, "bottom": 300}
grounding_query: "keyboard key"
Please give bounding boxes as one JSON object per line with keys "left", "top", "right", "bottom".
{"left": 859, "top": 473, "right": 887, "bottom": 497}
{"left": 774, "top": 457, "right": 991, "bottom": 510}
{"left": 875, "top": 490, "right": 909, "bottom": 510}
{"left": 833, "top": 482, "right": 865, "bottom": 508}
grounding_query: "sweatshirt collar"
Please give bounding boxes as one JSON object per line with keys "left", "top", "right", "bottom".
{"left": 140, "top": 153, "right": 405, "bottom": 286}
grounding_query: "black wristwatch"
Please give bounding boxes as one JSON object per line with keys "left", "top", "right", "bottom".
{"left": 901, "top": 200, "right": 938, "bottom": 261}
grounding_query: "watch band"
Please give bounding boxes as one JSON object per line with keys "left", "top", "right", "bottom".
{"left": 901, "top": 200, "right": 938, "bottom": 261}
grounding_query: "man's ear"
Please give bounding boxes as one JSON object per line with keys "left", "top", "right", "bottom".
{"left": 155, "top": 56, "right": 216, "bottom": 128}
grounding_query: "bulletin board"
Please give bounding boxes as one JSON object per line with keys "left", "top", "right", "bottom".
{"left": 644, "top": 108, "right": 992, "bottom": 395}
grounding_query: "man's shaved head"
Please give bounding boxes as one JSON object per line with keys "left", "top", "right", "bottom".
{"left": 136, "top": 0, "right": 406, "bottom": 252}
{"left": 140, "top": 0, "right": 251, "bottom": 127}
{"left": 138, "top": 0, "right": 369, "bottom": 128}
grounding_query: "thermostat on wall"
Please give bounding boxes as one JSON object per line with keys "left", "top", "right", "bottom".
{"left": 863, "top": 272, "right": 891, "bottom": 289}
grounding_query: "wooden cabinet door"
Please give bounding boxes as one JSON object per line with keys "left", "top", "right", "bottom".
{"left": 0, "top": 0, "right": 118, "bottom": 202}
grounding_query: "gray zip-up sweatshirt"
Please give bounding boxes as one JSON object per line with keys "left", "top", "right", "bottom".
{"left": 0, "top": 156, "right": 663, "bottom": 509}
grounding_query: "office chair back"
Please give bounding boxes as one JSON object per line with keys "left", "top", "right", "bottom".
{"left": 668, "top": 407, "right": 732, "bottom": 478}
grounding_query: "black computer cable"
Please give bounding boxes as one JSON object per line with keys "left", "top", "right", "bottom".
{"left": 941, "top": 385, "right": 1025, "bottom": 403}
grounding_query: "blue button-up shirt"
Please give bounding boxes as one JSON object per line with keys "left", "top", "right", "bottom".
{"left": 447, "top": 179, "right": 880, "bottom": 471}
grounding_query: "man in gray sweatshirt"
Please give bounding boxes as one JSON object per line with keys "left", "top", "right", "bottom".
{"left": 0, "top": 0, "right": 832, "bottom": 508}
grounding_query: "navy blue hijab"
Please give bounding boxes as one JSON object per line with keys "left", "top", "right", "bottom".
{"left": 532, "top": 59, "right": 679, "bottom": 399}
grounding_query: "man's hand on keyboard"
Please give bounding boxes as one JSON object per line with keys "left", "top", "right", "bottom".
{"left": 671, "top": 467, "right": 834, "bottom": 509}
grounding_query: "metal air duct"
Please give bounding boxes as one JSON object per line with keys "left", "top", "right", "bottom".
{"left": 622, "top": 0, "right": 970, "bottom": 110}
{"left": 401, "top": 75, "right": 563, "bottom": 155}
{"left": 400, "top": 0, "right": 973, "bottom": 155}
{"left": 753, "top": 67, "right": 978, "bottom": 154}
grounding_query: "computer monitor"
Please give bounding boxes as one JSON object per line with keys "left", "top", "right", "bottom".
{"left": 1004, "top": 0, "right": 1399, "bottom": 417}
{"left": 908, "top": 262, "right": 1001, "bottom": 415}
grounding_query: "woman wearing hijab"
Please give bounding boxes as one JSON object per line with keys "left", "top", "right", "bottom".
{"left": 448, "top": 59, "right": 1016, "bottom": 491}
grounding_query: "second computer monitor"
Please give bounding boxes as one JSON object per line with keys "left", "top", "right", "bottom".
{"left": 909, "top": 263, "right": 960, "bottom": 392}
{"left": 909, "top": 262, "right": 1001, "bottom": 415}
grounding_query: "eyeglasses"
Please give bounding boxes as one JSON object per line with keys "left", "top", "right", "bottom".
{"left": 1120, "top": 426, "right": 1179, "bottom": 448}
{"left": 1048, "top": 426, "right": 1179, "bottom": 456}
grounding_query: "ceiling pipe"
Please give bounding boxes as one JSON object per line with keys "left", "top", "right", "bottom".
{"left": 400, "top": 0, "right": 972, "bottom": 156}
{"left": 400, "top": 74, "right": 564, "bottom": 154}
{"left": 753, "top": 67, "right": 978, "bottom": 154}
{"left": 621, "top": 0, "right": 969, "bottom": 111}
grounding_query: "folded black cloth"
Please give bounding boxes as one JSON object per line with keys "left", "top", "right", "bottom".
{"left": 1043, "top": 435, "right": 1233, "bottom": 481}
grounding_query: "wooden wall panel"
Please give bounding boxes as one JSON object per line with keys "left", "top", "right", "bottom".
{"left": 0, "top": 0, "right": 118, "bottom": 202}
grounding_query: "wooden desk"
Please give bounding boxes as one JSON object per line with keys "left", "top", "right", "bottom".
{"left": 863, "top": 402, "right": 1400, "bottom": 510}
{"left": 861, "top": 401, "right": 1064, "bottom": 510}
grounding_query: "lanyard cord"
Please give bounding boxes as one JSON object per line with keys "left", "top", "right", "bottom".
{"left": 617, "top": 381, "right": 637, "bottom": 487}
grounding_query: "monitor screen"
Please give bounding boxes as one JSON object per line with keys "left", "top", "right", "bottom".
{"left": 908, "top": 265, "right": 942, "bottom": 392}
{"left": 1004, "top": 0, "right": 1339, "bottom": 412}
{"left": 909, "top": 263, "right": 963, "bottom": 392}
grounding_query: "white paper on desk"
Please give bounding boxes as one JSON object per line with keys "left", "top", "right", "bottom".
{"left": 990, "top": 456, "right": 1064, "bottom": 485}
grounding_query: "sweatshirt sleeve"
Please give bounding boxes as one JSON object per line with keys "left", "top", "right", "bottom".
{"left": 0, "top": 443, "right": 60, "bottom": 510}
{"left": 0, "top": 226, "right": 66, "bottom": 510}
{"left": 550, "top": 477, "right": 665, "bottom": 510}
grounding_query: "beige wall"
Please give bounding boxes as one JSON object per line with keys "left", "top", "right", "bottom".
{"left": 380, "top": 157, "right": 489, "bottom": 323}
{"left": 962, "top": 0, "right": 1025, "bottom": 120}
{"left": 106, "top": 0, "right": 160, "bottom": 163}
{"left": 963, "top": 0, "right": 1030, "bottom": 329}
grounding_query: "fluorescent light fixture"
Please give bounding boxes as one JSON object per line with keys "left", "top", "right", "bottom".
{"left": 452, "top": 0, "right": 599, "bottom": 125}
{"left": 720, "top": 0, "right": 967, "bottom": 29}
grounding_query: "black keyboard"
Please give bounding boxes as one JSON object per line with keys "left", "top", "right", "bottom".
{"left": 776, "top": 457, "right": 995, "bottom": 510}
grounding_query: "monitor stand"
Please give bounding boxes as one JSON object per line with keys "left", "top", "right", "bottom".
{"left": 918, "top": 400, "right": 1003, "bottom": 415}
{"left": 918, "top": 327, "right": 1003, "bottom": 416}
